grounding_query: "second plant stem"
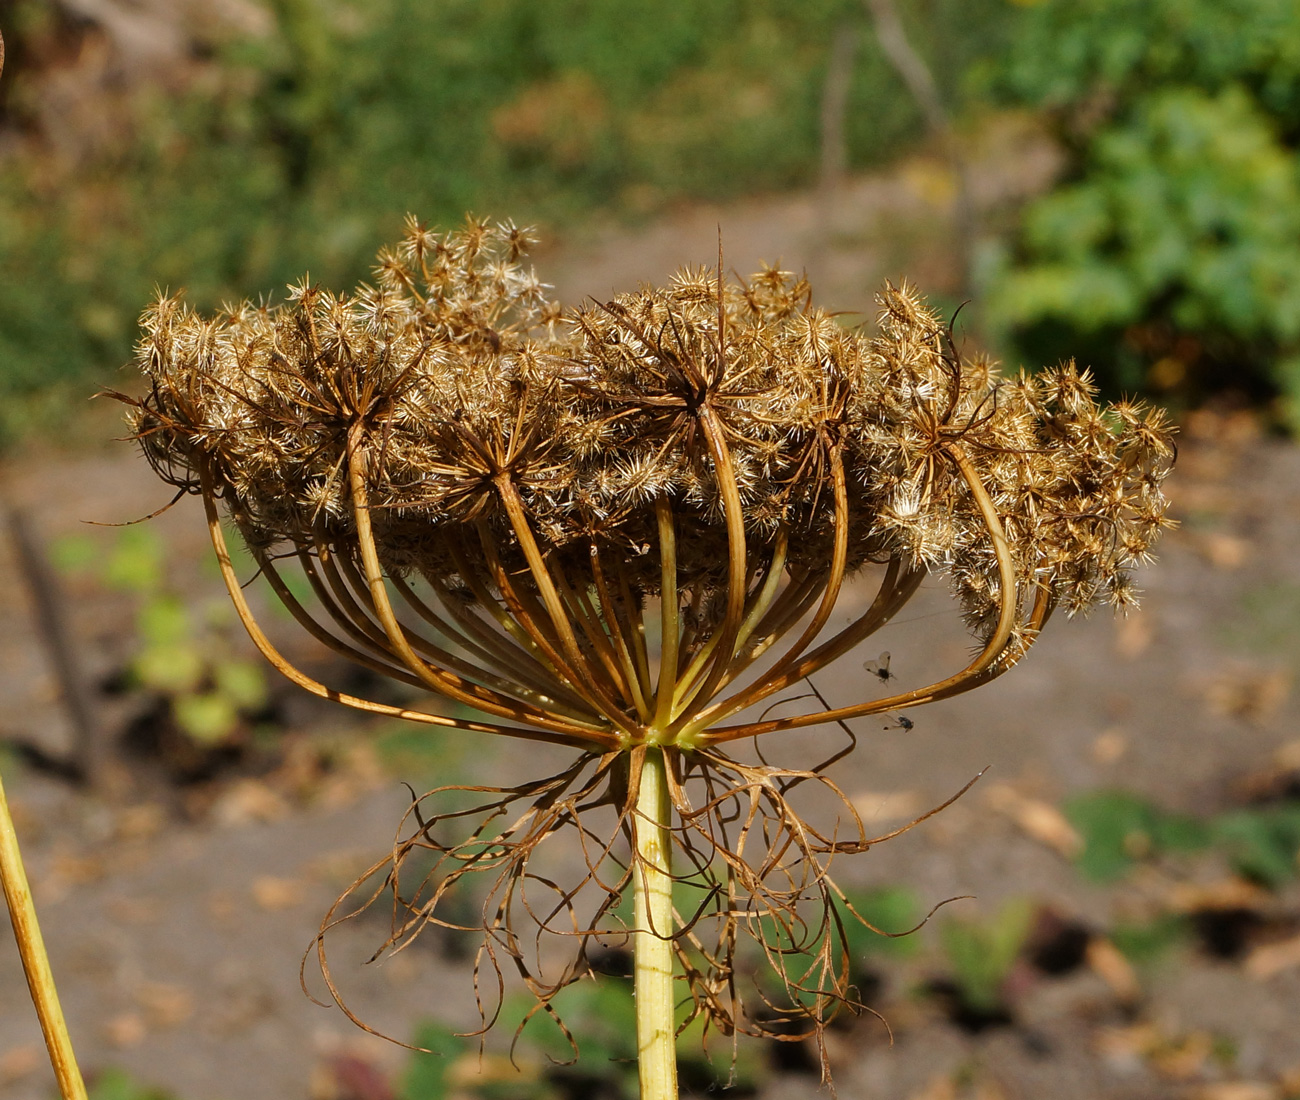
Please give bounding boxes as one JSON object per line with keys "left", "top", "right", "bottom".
{"left": 0, "top": 769, "right": 87, "bottom": 1100}
{"left": 634, "top": 745, "right": 677, "bottom": 1100}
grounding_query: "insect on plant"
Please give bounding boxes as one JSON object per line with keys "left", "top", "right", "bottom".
{"left": 864, "top": 650, "right": 894, "bottom": 682}
{"left": 0, "top": 214, "right": 1174, "bottom": 1100}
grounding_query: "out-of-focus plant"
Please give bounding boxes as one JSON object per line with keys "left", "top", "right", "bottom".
{"left": 0, "top": 0, "right": 1013, "bottom": 446}
{"left": 985, "top": 0, "right": 1300, "bottom": 423}
{"left": 403, "top": 986, "right": 759, "bottom": 1100}
{"left": 937, "top": 897, "right": 1034, "bottom": 1019}
{"left": 87, "top": 1070, "right": 178, "bottom": 1100}
{"left": 54, "top": 528, "right": 269, "bottom": 746}
{"left": 1064, "top": 789, "right": 1208, "bottom": 883}
{"left": 839, "top": 886, "right": 924, "bottom": 965}
{"left": 1065, "top": 788, "right": 1300, "bottom": 888}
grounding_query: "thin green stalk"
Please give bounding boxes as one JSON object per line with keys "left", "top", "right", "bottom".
{"left": 0, "top": 769, "right": 87, "bottom": 1100}
{"left": 633, "top": 746, "right": 677, "bottom": 1100}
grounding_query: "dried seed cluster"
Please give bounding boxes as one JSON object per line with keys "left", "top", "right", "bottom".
{"left": 120, "top": 215, "right": 1175, "bottom": 1069}
{"left": 129, "top": 215, "right": 1173, "bottom": 660}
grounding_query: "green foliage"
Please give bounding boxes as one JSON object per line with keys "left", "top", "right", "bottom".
{"left": 103, "top": 528, "right": 167, "bottom": 594}
{"left": 511, "top": 979, "right": 640, "bottom": 1095}
{"left": 994, "top": 0, "right": 1300, "bottom": 114}
{"left": 938, "top": 898, "right": 1034, "bottom": 1014}
{"left": 88, "top": 1069, "right": 178, "bottom": 1100}
{"left": 1211, "top": 805, "right": 1300, "bottom": 887}
{"left": 1065, "top": 790, "right": 1208, "bottom": 882}
{"left": 400, "top": 1022, "right": 469, "bottom": 1100}
{"left": 54, "top": 529, "right": 270, "bottom": 746}
{"left": 839, "top": 885, "right": 924, "bottom": 963}
{"left": 987, "top": 0, "right": 1300, "bottom": 417}
{"left": 1218, "top": 581, "right": 1300, "bottom": 657}
{"left": 1110, "top": 913, "right": 1191, "bottom": 964}
{"left": 1065, "top": 788, "right": 1300, "bottom": 887}
{"left": 402, "top": 976, "right": 762, "bottom": 1100}
{"left": 0, "top": 0, "right": 1013, "bottom": 446}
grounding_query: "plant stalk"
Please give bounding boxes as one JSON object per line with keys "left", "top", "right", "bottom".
{"left": 633, "top": 746, "right": 677, "bottom": 1100}
{"left": 0, "top": 770, "right": 87, "bottom": 1100}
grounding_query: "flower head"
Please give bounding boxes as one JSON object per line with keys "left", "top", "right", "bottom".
{"left": 117, "top": 216, "right": 1173, "bottom": 1069}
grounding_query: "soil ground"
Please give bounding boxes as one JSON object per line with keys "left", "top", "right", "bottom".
{"left": 3, "top": 140, "right": 1300, "bottom": 1100}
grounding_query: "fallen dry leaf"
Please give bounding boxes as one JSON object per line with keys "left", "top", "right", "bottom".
{"left": 210, "top": 985, "right": 276, "bottom": 1036}
{"left": 104, "top": 1011, "right": 147, "bottom": 1048}
{"left": 115, "top": 802, "right": 167, "bottom": 841}
{"left": 1199, "top": 531, "right": 1250, "bottom": 570}
{"left": 0, "top": 1045, "right": 41, "bottom": 1084}
{"left": 38, "top": 847, "right": 106, "bottom": 903}
{"left": 1090, "top": 728, "right": 1129, "bottom": 765}
{"left": 1274, "top": 739, "right": 1300, "bottom": 771}
{"left": 1095, "top": 1021, "right": 1218, "bottom": 1079}
{"left": 1167, "top": 877, "right": 1269, "bottom": 914}
{"left": 134, "top": 981, "right": 193, "bottom": 1028}
{"left": 1189, "top": 1084, "right": 1281, "bottom": 1100}
{"left": 211, "top": 779, "right": 290, "bottom": 826}
{"left": 1115, "top": 613, "right": 1153, "bottom": 657}
{"left": 1086, "top": 936, "right": 1141, "bottom": 1003}
{"left": 318, "top": 743, "right": 389, "bottom": 808}
{"left": 1244, "top": 933, "right": 1300, "bottom": 980}
{"left": 1204, "top": 667, "right": 1290, "bottom": 723}
{"left": 252, "top": 874, "right": 307, "bottom": 910}
{"left": 985, "top": 783, "right": 1082, "bottom": 859}
{"left": 908, "top": 1073, "right": 957, "bottom": 1100}
{"left": 448, "top": 1052, "right": 544, "bottom": 1091}
{"left": 304, "top": 847, "right": 373, "bottom": 889}
{"left": 850, "top": 789, "right": 922, "bottom": 823}
{"left": 1096, "top": 1022, "right": 1160, "bottom": 1071}
{"left": 1151, "top": 1030, "right": 1214, "bottom": 1081}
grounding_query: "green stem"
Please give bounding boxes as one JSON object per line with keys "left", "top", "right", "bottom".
{"left": 0, "top": 769, "right": 87, "bottom": 1100}
{"left": 633, "top": 747, "right": 677, "bottom": 1100}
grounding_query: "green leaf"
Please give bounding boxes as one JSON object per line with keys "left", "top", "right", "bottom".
{"left": 1111, "top": 914, "right": 1191, "bottom": 964}
{"left": 1152, "top": 811, "right": 1212, "bottom": 853}
{"left": 135, "top": 595, "right": 192, "bottom": 648}
{"left": 173, "top": 692, "right": 240, "bottom": 744}
{"left": 214, "top": 658, "right": 269, "bottom": 711}
{"left": 104, "top": 528, "right": 166, "bottom": 594}
{"left": 49, "top": 533, "right": 100, "bottom": 575}
{"left": 131, "top": 644, "right": 203, "bottom": 697}
{"left": 1211, "top": 805, "right": 1300, "bottom": 886}
{"left": 1064, "top": 790, "right": 1162, "bottom": 882}
{"left": 89, "top": 1069, "right": 178, "bottom": 1100}
{"left": 400, "top": 1020, "right": 466, "bottom": 1100}
{"left": 939, "top": 898, "right": 1035, "bottom": 1014}
{"left": 839, "top": 886, "right": 923, "bottom": 961}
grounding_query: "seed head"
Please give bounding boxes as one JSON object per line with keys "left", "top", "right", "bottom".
{"left": 116, "top": 216, "right": 1174, "bottom": 1072}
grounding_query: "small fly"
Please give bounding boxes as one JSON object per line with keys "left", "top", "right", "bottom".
{"left": 864, "top": 651, "right": 894, "bottom": 683}
{"left": 882, "top": 714, "right": 914, "bottom": 731}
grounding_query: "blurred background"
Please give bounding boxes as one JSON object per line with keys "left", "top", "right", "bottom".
{"left": 2, "top": 2, "right": 1300, "bottom": 1099}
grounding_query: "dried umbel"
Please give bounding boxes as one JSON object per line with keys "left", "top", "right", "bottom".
{"left": 119, "top": 216, "right": 1173, "bottom": 1094}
